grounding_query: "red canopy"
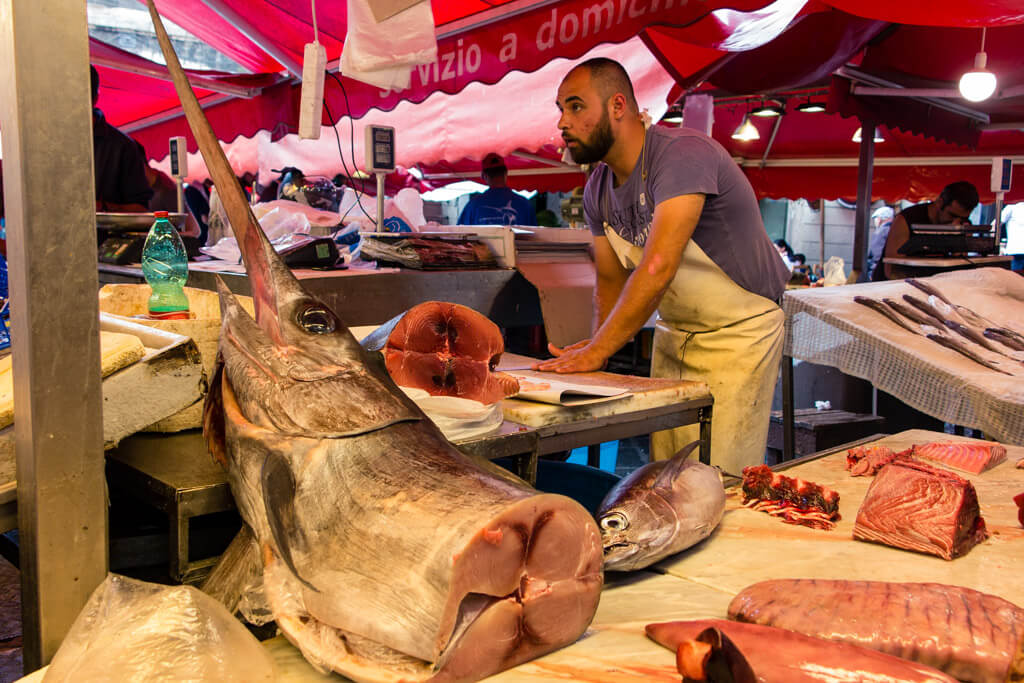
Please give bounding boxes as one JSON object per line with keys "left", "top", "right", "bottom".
{"left": 81, "top": 0, "right": 1024, "bottom": 202}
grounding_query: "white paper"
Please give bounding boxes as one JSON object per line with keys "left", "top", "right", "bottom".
{"left": 507, "top": 373, "right": 629, "bottom": 407}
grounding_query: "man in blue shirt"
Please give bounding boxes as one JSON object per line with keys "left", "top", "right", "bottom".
{"left": 457, "top": 153, "right": 537, "bottom": 226}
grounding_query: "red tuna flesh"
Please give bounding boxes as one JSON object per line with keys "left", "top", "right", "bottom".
{"left": 646, "top": 619, "right": 955, "bottom": 683}
{"left": 854, "top": 459, "right": 988, "bottom": 560}
{"left": 912, "top": 441, "right": 1007, "bottom": 474}
{"left": 384, "top": 302, "right": 520, "bottom": 404}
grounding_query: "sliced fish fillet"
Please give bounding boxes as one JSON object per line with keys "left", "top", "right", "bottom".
{"left": 912, "top": 441, "right": 1007, "bottom": 474}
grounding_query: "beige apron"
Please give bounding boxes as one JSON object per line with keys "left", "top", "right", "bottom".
{"left": 603, "top": 224, "right": 784, "bottom": 475}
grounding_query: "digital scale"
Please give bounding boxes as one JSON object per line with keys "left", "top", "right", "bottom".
{"left": 900, "top": 224, "right": 998, "bottom": 257}
{"left": 278, "top": 235, "right": 340, "bottom": 268}
{"left": 365, "top": 125, "right": 396, "bottom": 233}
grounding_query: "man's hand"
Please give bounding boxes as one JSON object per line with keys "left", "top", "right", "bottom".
{"left": 532, "top": 341, "right": 608, "bottom": 373}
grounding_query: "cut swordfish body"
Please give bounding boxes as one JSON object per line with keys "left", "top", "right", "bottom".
{"left": 728, "top": 579, "right": 1024, "bottom": 683}
{"left": 382, "top": 302, "right": 520, "bottom": 405}
{"left": 143, "top": 4, "right": 604, "bottom": 681}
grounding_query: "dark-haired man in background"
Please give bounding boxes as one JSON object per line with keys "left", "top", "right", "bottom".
{"left": 874, "top": 180, "right": 979, "bottom": 281}
{"left": 457, "top": 153, "right": 537, "bottom": 226}
{"left": 537, "top": 57, "right": 789, "bottom": 474}
{"left": 91, "top": 65, "right": 152, "bottom": 212}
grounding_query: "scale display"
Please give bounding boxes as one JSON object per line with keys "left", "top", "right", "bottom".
{"left": 365, "top": 126, "right": 395, "bottom": 173}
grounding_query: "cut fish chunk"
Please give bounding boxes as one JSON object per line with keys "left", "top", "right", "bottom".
{"left": 912, "top": 441, "right": 1006, "bottom": 474}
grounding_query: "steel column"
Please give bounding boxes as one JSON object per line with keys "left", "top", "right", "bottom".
{"left": 0, "top": 0, "right": 108, "bottom": 669}
{"left": 852, "top": 119, "right": 876, "bottom": 278}
{"left": 782, "top": 355, "right": 795, "bottom": 462}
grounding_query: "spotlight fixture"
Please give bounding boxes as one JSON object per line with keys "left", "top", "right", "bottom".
{"left": 731, "top": 115, "right": 760, "bottom": 141}
{"left": 796, "top": 99, "right": 826, "bottom": 113}
{"left": 661, "top": 108, "right": 683, "bottom": 124}
{"left": 959, "top": 28, "right": 997, "bottom": 102}
{"left": 852, "top": 126, "right": 885, "bottom": 143}
{"left": 750, "top": 101, "right": 784, "bottom": 117}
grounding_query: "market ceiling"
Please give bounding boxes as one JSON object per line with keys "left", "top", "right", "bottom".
{"left": 80, "top": 0, "right": 1024, "bottom": 201}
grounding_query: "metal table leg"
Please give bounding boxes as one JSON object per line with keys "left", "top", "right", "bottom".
{"left": 782, "top": 354, "right": 795, "bottom": 462}
{"left": 698, "top": 404, "right": 713, "bottom": 465}
{"left": 587, "top": 444, "right": 601, "bottom": 468}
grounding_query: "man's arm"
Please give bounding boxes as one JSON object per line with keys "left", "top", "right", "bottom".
{"left": 882, "top": 214, "right": 909, "bottom": 279}
{"left": 535, "top": 193, "right": 705, "bottom": 372}
{"left": 592, "top": 235, "right": 629, "bottom": 331}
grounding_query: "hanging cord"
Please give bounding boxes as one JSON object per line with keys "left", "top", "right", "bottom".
{"left": 311, "top": 0, "right": 319, "bottom": 43}
{"left": 322, "top": 70, "right": 376, "bottom": 222}
{"left": 981, "top": 26, "right": 987, "bottom": 53}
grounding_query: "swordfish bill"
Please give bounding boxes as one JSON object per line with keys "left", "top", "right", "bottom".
{"left": 146, "top": 4, "right": 603, "bottom": 682}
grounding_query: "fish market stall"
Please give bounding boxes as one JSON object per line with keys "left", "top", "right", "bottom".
{"left": 242, "top": 429, "right": 1024, "bottom": 681}
{"left": 780, "top": 267, "right": 1024, "bottom": 460}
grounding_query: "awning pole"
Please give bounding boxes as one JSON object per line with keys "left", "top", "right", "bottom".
{"left": 852, "top": 118, "right": 876, "bottom": 279}
{"left": 0, "top": 0, "right": 108, "bottom": 670}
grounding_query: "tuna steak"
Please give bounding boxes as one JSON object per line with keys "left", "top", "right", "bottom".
{"left": 853, "top": 459, "right": 988, "bottom": 560}
{"left": 372, "top": 302, "right": 519, "bottom": 404}
{"left": 146, "top": 5, "right": 603, "bottom": 681}
{"left": 728, "top": 579, "right": 1024, "bottom": 683}
{"left": 597, "top": 441, "right": 725, "bottom": 571}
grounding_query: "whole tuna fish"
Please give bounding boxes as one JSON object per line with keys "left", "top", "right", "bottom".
{"left": 146, "top": 4, "right": 603, "bottom": 682}
{"left": 598, "top": 441, "right": 725, "bottom": 571}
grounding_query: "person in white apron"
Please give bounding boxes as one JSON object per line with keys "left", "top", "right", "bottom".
{"left": 538, "top": 58, "right": 790, "bottom": 475}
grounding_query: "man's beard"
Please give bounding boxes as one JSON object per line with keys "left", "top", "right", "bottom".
{"left": 566, "top": 109, "right": 614, "bottom": 164}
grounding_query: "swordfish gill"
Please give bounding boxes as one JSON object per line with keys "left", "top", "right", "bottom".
{"left": 144, "top": 4, "right": 603, "bottom": 681}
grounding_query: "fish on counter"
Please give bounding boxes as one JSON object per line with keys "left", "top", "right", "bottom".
{"left": 362, "top": 301, "right": 520, "bottom": 405}
{"left": 596, "top": 441, "right": 725, "bottom": 571}
{"left": 728, "top": 579, "right": 1024, "bottom": 683}
{"left": 854, "top": 459, "right": 988, "bottom": 560}
{"left": 147, "top": 4, "right": 604, "bottom": 681}
{"left": 740, "top": 465, "right": 841, "bottom": 530}
{"left": 845, "top": 445, "right": 914, "bottom": 476}
{"left": 911, "top": 440, "right": 1006, "bottom": 474}
{"left": 646, "top": 619, "right": 956, "bottom": 683}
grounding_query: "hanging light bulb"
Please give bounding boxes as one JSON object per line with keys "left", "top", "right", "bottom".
{"left": 795, "top": 98, "right": 826, "bottom": 113}
{"left": 731, "top": 115, "right": 760, "bottom": 141}
{"left": 852, "top": 127, "right": 885, "bottom": 143}
{"left": 959, "top": 27, "right": 997, "bottom": 102}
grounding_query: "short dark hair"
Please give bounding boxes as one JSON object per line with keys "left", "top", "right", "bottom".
{"left": 90, "top": 65, "right": 99, "bottom": 103}
{"left": 939, "top": 181, "right": 979, "bottom": 212}
{"left": 792, "top": 253, "right": 807, "bottom": 265}
{"left": 574, "top": 57, "right": 638, "bottom": 113}
{"left": 482, "top": 167, "right": 507, "bottom": 183}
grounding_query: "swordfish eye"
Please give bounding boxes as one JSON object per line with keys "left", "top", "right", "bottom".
{"left": 297, "top": 305, "right": 336, "bottom": 334}
{"left": 599, "top": 511, "right": 629, "bottom": 532}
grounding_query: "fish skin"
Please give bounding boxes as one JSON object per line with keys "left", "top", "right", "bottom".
{"left": 854, "top": 296, "right": 922, "bottom": 335}
{"left": 883, "top": 297, "right": 941, "bottom": 331}
{"left": 597, "top": 441, "right": 725, "bottom": 571}
{"left": 146, "top": 3, "right": 604, "bottom": 681}
{"left": 926, "top": 333, "right": 1014, "bottom": 375}
{"left": 902, "top": 294, "right": 949, "bottom": 328}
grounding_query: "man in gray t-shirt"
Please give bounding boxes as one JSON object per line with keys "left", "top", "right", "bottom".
{"left": 535, "top": 58, "right": 789, "bottom": 472}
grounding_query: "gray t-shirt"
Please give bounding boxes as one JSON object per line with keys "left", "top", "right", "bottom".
{"left": 584, "top": 126, "right": 789, "bottom": 302}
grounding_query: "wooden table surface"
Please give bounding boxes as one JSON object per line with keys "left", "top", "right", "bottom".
{"left": 21, "top": 430, "right": 1023, "bottom": 682}
{"left": 254, "top": 429, "right": 1024, "bottom": 681}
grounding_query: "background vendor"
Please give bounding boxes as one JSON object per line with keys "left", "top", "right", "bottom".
{"left": 873, "top": 181, "right": 979, "bottom": 281}
{"left": 91, "top": 65, "right": 152, "bottom": 213}
{"left": 538, "top": 58, "right": 789, "bottom": 475}
{"left": 457, "top": 153, "right": 537, "bottom": 226}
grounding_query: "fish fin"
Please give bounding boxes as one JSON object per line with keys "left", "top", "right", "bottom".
{"left": 261, "top": 452, "right": 317, "bottom": 592}
{"left": 202, "top": 358, "right": 229, "bottom": 468}
{"left": 652, "top": 440, "right": 702, "bottom": 490}
{"left": 358, "top": 311, "right": 408, "bottom": 352}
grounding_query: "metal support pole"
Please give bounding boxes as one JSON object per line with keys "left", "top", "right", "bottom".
{"left": 0, "top": 0, "right": 108, "bottom": 669}
{"left": 376, "top": 173, "right": 385, "bottom": 233}
{"left": 852, "top": 119, "right": 876, "bottom": 279}
{"left": 698, "top": 404, "right": 713, "bottom": 465}
{"left": 782, "top": 355, "right": 795, "bottom": 461}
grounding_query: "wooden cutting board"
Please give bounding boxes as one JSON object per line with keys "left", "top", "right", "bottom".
{"left": 497, "top": 353, "right": 710, "bottom": 428}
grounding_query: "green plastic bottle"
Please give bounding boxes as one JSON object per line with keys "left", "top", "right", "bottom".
{"left": 141, "top": 210, "right": 190, "bottom": 319}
